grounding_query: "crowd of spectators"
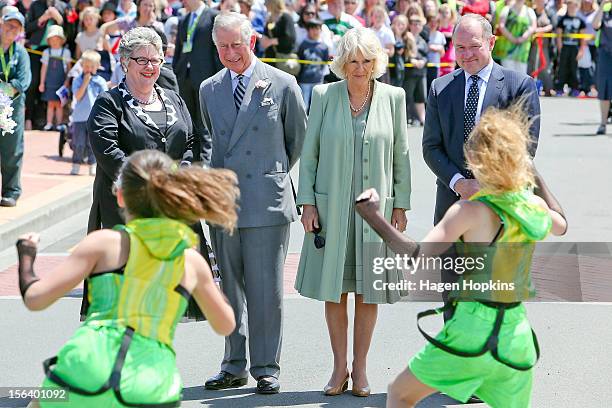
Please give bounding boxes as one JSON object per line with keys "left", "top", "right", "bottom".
{"left": 0, "top": 0, "right": 610, "bottom": 139}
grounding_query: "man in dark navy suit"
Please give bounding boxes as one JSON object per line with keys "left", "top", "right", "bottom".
{"left": 423, "top": 13, "right": 541, "bottom": 225}
{"left": 173, "top": 0, "right": 223, "bottom": 164}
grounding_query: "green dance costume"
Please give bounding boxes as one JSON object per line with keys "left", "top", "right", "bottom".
{"left": 40, "top": 218, "right": 198, "bottom": 407}
{"left": 409, "top": 190, "right": 552, "bottom": 408}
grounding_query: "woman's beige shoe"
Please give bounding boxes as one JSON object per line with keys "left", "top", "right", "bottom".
{"left": 323, "top": 373, "right": 349, "bottom": 396}
{"left": 351, "top": 384, "right": 371, "bottom": 397}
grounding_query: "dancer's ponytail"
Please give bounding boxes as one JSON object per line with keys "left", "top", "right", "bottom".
{"left": 119, "top": 150, "right": 239, "bottom": 231}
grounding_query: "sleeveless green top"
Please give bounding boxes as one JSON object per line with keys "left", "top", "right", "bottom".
{"left": 452, "top": 190, "right": 552, "bottom": 302}
{"left": 85, "top": 218, "right": 198, "bottom": 348}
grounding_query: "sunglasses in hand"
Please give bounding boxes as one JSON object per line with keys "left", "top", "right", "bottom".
{"left": 313, "top": 225, "right": 326, "bottom": 249}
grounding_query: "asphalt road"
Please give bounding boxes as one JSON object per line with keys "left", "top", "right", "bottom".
{"left": 1, "top": 96, "right": 611, "bottom": 407}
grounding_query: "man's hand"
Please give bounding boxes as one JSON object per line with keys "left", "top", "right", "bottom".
{"left": 301, "top": 204, "right": 319, "bottom": 233}
{"left": 454, "top": 178, "right": 480, "bottom": 200}
{"left": 391, "top": 208, "right": 407, "bottom": 232}
{"left": 38, "top": 83, "right": 45, "bottom": 93}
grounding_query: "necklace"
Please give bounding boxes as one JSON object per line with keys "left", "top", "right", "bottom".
{"left": 125, "top": 83, "right": 157, "bottom": 105}
{"left": 349, "top": 82, "right": 371, "bottom": 113}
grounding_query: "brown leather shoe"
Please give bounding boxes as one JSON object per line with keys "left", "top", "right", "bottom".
{"left": 323, "top": 373, "right": 349, "bottom": 396}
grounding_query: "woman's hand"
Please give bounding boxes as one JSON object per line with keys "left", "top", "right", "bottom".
{"left": 391, "top": 208, "right": 407, "bottom": 232}
{"left": 301, "top": 204, "right": 319, "bottom": 233}
{"left": 38, "top": 83, "right": 45, "bottom": 93}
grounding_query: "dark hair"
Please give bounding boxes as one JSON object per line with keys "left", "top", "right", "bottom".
{"left": 298, "top": 4, "right": 318, "bottom": 27}
{"left": 118, "top": 150, "right": 239, "bottom": 231}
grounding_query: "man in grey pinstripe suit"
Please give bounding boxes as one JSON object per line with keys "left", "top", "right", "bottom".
{"left": 199, "top": 12, "right": 307, "bottom": 394}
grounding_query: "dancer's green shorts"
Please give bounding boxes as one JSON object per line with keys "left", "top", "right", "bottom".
{"left": 409, "top": 302, "right": 537, "bottom": 408}
{"left": 39, "top": 324, "right": 181, "bottom": 407}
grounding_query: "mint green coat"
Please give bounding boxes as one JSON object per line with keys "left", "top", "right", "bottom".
{"left": 295, "top": 80, "right": 412, "bottom": 304}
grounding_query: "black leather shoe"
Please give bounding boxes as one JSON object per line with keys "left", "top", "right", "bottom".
{"left": 204, "top": 371, "right": 248, "bottom": 390}
{"left": 256, "top": 376, "right": 280, "bottom": 394}
{"left": 0, "top": 197, "right": 17, "bottom": 207}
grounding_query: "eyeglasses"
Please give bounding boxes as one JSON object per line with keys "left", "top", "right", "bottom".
{"left": 129, "top": 57, "right": 164, "bottom": 66}
{"left": 344, "top": 1, "right": 357, "bottom": 4}
{"left": 303, "top": 11, "right": 316, "bottom": 16}
{"left": 313, "top": 225, "right": 325, "bottom": 249}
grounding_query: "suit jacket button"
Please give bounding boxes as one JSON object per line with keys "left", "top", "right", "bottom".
{"left": 246, "top": 150, "right": 251, "bottom": 155}
{"left": 246, "top": 174, "right": 252, "bottom": 179}
{"left": 225, "top": 153, "right": 231, "bottom": 158}
{"left": 252, "top": 126, "right": 258, "bottom": 131}
{"left": 364, "top": 176, "right": 369, "bottom": 180}
{"left": 161, "top": 137, "right": 166, "bottom": 143}
{"left": 220, "top": 130, "right": 226, "bottom": 135}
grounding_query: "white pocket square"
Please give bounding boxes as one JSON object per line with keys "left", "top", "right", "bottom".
{"left": 261, "top": 97, "right": 275, "bottom": 106}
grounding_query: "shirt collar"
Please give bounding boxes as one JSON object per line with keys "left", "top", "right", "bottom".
{"left": 464, "top": 59, "right": 494, "bottom": 84}
{"left": 230, "top": 56, "right": 257, "bottom": 80}
{"left": 192, "top": 2, "right": 206, "bottom": 17}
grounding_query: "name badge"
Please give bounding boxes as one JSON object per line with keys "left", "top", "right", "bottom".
{"left": 183, "top": 41, "right": 193, "bottom": 54}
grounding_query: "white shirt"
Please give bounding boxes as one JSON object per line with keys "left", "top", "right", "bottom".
{"left": 230, "top": 56, "right": 257, "bottom": 93}
{"left": 449, "top": 59, "right": 494, "bottom": 193}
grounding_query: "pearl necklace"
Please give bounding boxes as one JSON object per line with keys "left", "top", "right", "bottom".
{"left": 126, "top": 83, "right": 158, "bottom": 105}
{"left": 349, "top": 82, "right": 371, "bottom": 113}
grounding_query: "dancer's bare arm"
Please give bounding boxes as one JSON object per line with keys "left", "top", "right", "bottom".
{"left": 187, "top": 250, "right": 236, "bottom": 336}
{"left": 16, "top": 231, "right": 115, "bottom": 311}
{"left": 356, "top": 189, "right": 476, "bottom": 257}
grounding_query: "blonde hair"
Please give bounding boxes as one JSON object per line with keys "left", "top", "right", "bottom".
{"left": 118, "top": 150, "right": 239, "bottom": 231}
{"left": 80, "top": 49, "right": 101, "bottom": 64}
{"left": 465, "top": 102, "right": 536, "bottom": 195}
{"left": 265, "top": 0, "right": 286, "bottom": 19}
{"left": 80, "top": 6, "right": 101, "bottom": 24}
{"left": 402, "top": 31, "right": 417, "bottom": 58}
{"left": 439, "top": 4, "right": 457, "bottom": 24}
{"left": 330, "top": 27, "right": 389, "bottom": 79}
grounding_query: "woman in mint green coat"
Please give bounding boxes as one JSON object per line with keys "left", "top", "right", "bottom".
{"left": 295, "top": 27, "right": 411, "bottom": 397}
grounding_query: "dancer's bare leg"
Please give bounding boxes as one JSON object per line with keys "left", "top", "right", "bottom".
{"left": 386, "top": 368, "right": 437, "bottom": 408}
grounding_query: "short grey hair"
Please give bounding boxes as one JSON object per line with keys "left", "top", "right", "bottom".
{"left": 330, "top": 27, "right": 388, "bottom": 80}
{"left": 453, "top": 13, "right": 493, "bottom": 39}
{"left": 212, "top": 12, "right": 253, "bottom": 45}
{"left": 118, "top": 27, "right": 163, "bottom": 71}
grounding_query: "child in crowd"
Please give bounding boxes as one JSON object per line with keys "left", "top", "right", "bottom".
{"left": 438, "top": 4, "right": 456, "bottom": 76}
{"left": 297, "top": 19, "right": 330, "bottom": 110}
{"left": 403, "top": 17, "right": 428, "bottom": 126}
{"left": 75, "top": 6, "right": 104, "bottom": 58}
{"left": 70, "top": 50, "right": 108, "bottom": 176}
{"left": 101, "top": 2, "right": 121, "bottom": 58}
{"left": 425, "top": 13, "right": 446, "bottom": 93}
{"left": 39, "top": 25, "right": 72, "bottom": 131}
{"left": 370, "top": 5, "right": 396, "bottom": 57}
{"left": 555, "top": 0, "right": 586, "bottom": 96}
{"left": 391, "top": 14, "right": 409, "bottom": 87}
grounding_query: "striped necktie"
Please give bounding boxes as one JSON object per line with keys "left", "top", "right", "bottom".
{"left": 234, "top": 74, "right": 246, "bottom": 111}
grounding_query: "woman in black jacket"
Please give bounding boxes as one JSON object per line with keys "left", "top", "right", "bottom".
{"left": 260, "top": 0, "right": 296, "bottom": 70}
